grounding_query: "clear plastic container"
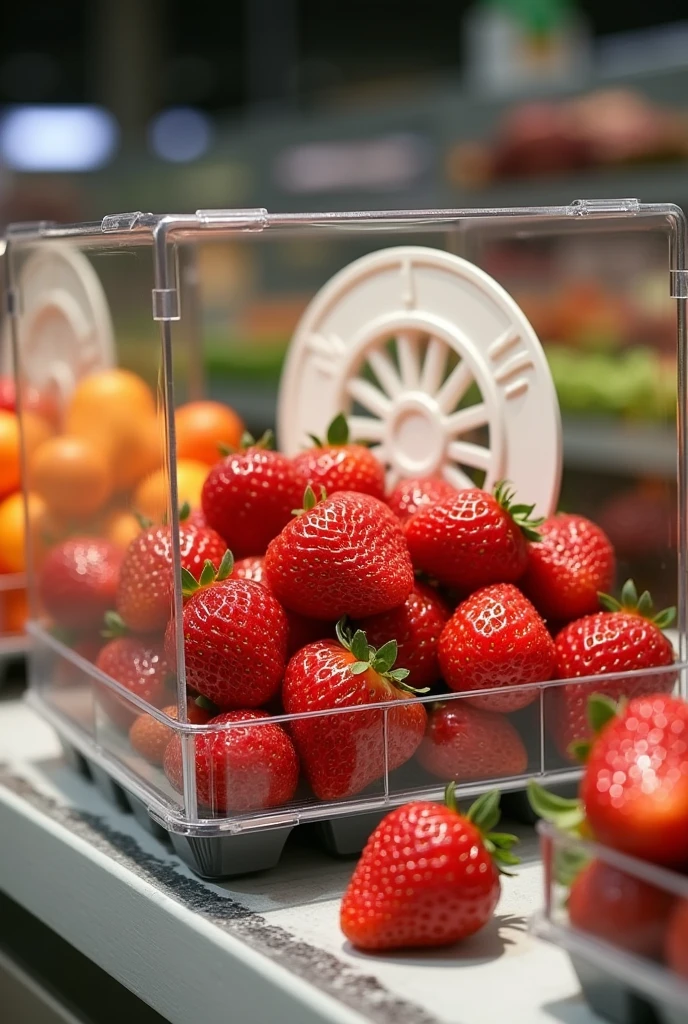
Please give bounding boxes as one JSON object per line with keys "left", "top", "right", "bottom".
{"left": 535, "top": 823, "right": 688, "bottom": 1024}
{"left": 5, "top": 201, "right": 687, "bottom": 876}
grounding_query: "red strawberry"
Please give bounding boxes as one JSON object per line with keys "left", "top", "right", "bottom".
{"left": 164, "top": 709, "right": 299, "bottom": 813}
{"left": 129, "top": 700, "right": 212, "bottom": 765}
{"left": 265, "top": 489, "right": 414, "bottom": 620}
{"left": 166, "top": 554, "right": 288, "bottom": 709}
{"left": 568, "top": 859, "right": 677, "bottom": 959}
{"left": 39, "top": 539, "right": 122, "bottom": 629}
{"left": 116, "top": 518, "right": 227, "bottom": 633}
{"left": 282, "top": 622, "right": 426, "bottom": 800}
{"left": 358, "top": 581, "right": 450, "bottom": 689}
{"left": 340, "top": 787, "right": 518, "bottom": 950}
{"left": 666, "top": 900, "right": 688, "bottom": 979}
{"left": 404, "top": 482, "right": 542, "bottom": 592}
{"left": 438, "top": 584, "right": 555, "bottom": 712}
{"left": 521, "top": 513, "right": 615, "bottom": 623}
{"left": 418, "top": 702, "right": 529, "bottom": 781}
{"left": 581, "top": 693, "right": 688, "bottom": 867}
{"left": 96, "top": 636, "right": 170, "bottom": 730}
{"left": 292, "top": 413, "right": 385, "bottom": 500}
{"left": 387, "top": 475, "right": 457, "bottom": 521}
{"left": 232, "top": 553, "right": 331, "bottom": 655}
{"left": 549, "top": 581, "right": 676, "bottom": 759}
{"left": 201, "top": 432, "right": 302, "bottom": 558}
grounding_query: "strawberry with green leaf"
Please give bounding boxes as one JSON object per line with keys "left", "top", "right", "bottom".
{"left": 340, "top": 785, "right": 518, "bottom": 950}
{"left": 549, "top": 580, "right": 676, "bottom": 760}
{"left": 282, "top": 620, "right": 427, "bottom": 800}
{"left": 292, "top": 413, "right": 385, "bottom": 500}
{"left": 404, "top": 481, "right": 542, "bottom": 592}
{"left": 165, "top": 550, "right": 289, "bottom": 710}
{"left": 202, "top": 430, "right": 303, "bottom": 558}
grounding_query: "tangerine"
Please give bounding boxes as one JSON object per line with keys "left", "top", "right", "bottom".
{"left": 30, "top": 435, "right": 112, "bottom": 518}
{"left": 67, "top": 368, "right": 156, "bottom": 422}
{"left": 23, "top": 410, "right": 54, "bottom": 460}
{"left": 103, "top": 508, "right": 142, "bottom": 550}
{"left": 134, "top": 459, "right": 209, "bottom": 522}
{"left": 0, "top": 491, "right": 46, "bottom": 573}
{"left": 0, "top": 410, "right": 21, "bottom": 498}
{"left": 176, "top": 400, "right": 244, "bottom": 466}
{"left": 1, "top": 587, "right": 28, "bottom": 634}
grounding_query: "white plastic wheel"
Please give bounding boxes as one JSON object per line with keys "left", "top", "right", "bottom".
{"left": 4, "top": 244, "right": 116, "bottom": 408}
{"left": 277, "top": 245, "right": 562, "bottom": 516}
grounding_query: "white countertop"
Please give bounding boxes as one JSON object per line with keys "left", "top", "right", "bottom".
{"left": 0, "top": 695, "right": 600, "bottom": 1024}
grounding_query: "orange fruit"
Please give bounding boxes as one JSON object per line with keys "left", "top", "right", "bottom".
{"left": 30, "top": 435, "right": 112, "bottom": 518}
{"left": 0, "top": 491, "right": 45, "bottom": 573}
{"left": 176, "top": 401, "right": 244, "bottom": 466}
{"left": 66, "top": 407, "right": 163, "bottom": 493}
{"left": 0, "top": 410, "right": 21, "bottom": 498}
{"left": 1, "top": 587, "right": 28, "bottom": 634}
{"left": 67, "top": 368, "right": 156, "bottom": 422}
{"left": 134, "top": 459, "right": 208, "bottom": 522}
{"left": 103, "top": 508, "right": 141, "bottom": 550}
{"left": 23, "top": 410, "right": 54, "bottom": 460}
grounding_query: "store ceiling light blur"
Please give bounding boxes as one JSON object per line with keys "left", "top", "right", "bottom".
{"left": 0, "top": 105, "right": 118, "bottom": 171}
{"left": 148, "top": 107, "right": 213, "bottom": 163}
{"left": 274, "top": 135, "right": 432, "bottom": 193}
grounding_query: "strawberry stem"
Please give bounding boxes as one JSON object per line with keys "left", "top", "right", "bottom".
{"left": 447, "top": 784, "right": 520, "bottom": 874}
{"left": 181, "top": 550, "right": 234, "bottom": 598}
{"left": 102, "top": 610, "right": 129, "bottom": 639}
{"left": 598, "top": 578, "right": 676, "bottom": 628}
{"left": 292, "top": 484, "right": 327, "bottom": 516}
{"left": 493, "top": 480, "right": 543, "bottom": 542}
{"left": 335, "top": 617, "right": 429, "bottom": 694}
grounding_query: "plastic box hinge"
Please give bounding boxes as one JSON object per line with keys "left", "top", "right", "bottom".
{"left": 670, "top": 270, "right": 688, "bottom": 299}
{"left": 568, "top": 198, "right": 640, "bottom": 216}
{"left": 152, "top": 288, "right": 180, "bottom": 321}
{"left": 195, "top": 208, "right": 268, "bottom": 229}
{"left": 102, "top": 211, "right": 150, "bottom": 232}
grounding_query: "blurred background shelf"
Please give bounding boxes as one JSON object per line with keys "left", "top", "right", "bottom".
{"left": 562, "top": 416, "right": 676, "bottom": 476}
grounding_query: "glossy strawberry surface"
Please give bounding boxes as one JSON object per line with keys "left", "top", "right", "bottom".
{"left": 358, "top": 581, "right": 450, "bottom": 689}
{"left": 439, "top": 583, "right": 554, "bottom": 712}
{"left": 96, "top": 636, "right": 170, "bottom": 730}
{"left": 201, "top": 447, "right": 302, "bottom": 558}
{"left": 116, "top": 523, "right": 228, "bottom": 633}
{"left": 282, "top": 640, "right": 426, "bottom": 800}
{"left": 292, "top": 443, "right": 385, "bottom": 500}
{"left": 265, "top": 491, "right": 414, "bottom": 620}
{"left": 163, "top": 709, "right": 299, "bottom": 813}
{"left": 232, "top": 554, "right": 332, "bottom": 655}
{"left": 340, "top": 800, "right": 500, "bottom": 950}
{"left": 550, "top": 611, "right": 676, "bottom": 759}
{"left": 39, "top": 538, "right": 123, "bottom": 630}
{"left": 418, "top": 702, "right": 529, "bottom": 782}
{"left": 386, "top": 475, "right": 457, "bottom": 521}
{"left": 168, "top": 577, "right": 288, "bottom": 709}
{"left": 581, "top": 694, "right": 688, "bottom": 867}
{"left": 404, "top": 488, "right": 530, "bottom": 591}
{"left": 521, "top": 513, "right": 615, "bottom": 622}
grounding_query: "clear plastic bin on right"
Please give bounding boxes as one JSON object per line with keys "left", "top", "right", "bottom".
{"left": 535, "top": 822, "right": 688, "bottom": 1024}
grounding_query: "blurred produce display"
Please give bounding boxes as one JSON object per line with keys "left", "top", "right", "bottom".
{"left": 448, "top": 88, "right": 688, "bottom": 187}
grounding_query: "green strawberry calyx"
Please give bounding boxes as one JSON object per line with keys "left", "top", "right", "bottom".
{"left": 292, "top": 484, "right": 327, "bottom": 516}
{"left": 335, "top": 618, "right": 429, "bottom": 694}
{"left": 160, "top": 502, "right": 192, "bottom": 528}
{"left": 598, "top": 578, "right": 676, "bottom": 630}
{"left": 218, "top": 430, "right": 274, "bottom": 457}
{"left": 307, "top": 412, "right": 350, "bottom": 448}
{"left": 102, "top": 610, "right": 130, "bottom": 639}
{"left": 181, "top": 549, "right": 234, "bottom": 598}
{"left": 493, "top": 480, "right": 543, "bottom": 542}
{"left": 446, "top": 784, "right": 520, "bottom": 875}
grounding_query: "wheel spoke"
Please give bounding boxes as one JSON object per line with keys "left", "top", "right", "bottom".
{"left": 348, "top": 415, "right": 386, "bottom": 443}
{"left": 436, "top": 359, "right": 474, "bottom": 413}
{"left": 444, "top": 402, "right": 490, "bottom": 437}
{"left": 347, "top": 378, "right": 392, "bottom": 419}
{"left": 447, "top": 440, "right": 492, "bottom": 472}
{"left": 419, "top": 337, "right": 448, "bottom": 394}
{"left": 395, "top": 331, "right": 421, "bottom": 388}
{"left": 441, "top": 463, "right": 475, "bottom": 491}
{"left": 367, "top": 349, "right": 403, "bottom": 399}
